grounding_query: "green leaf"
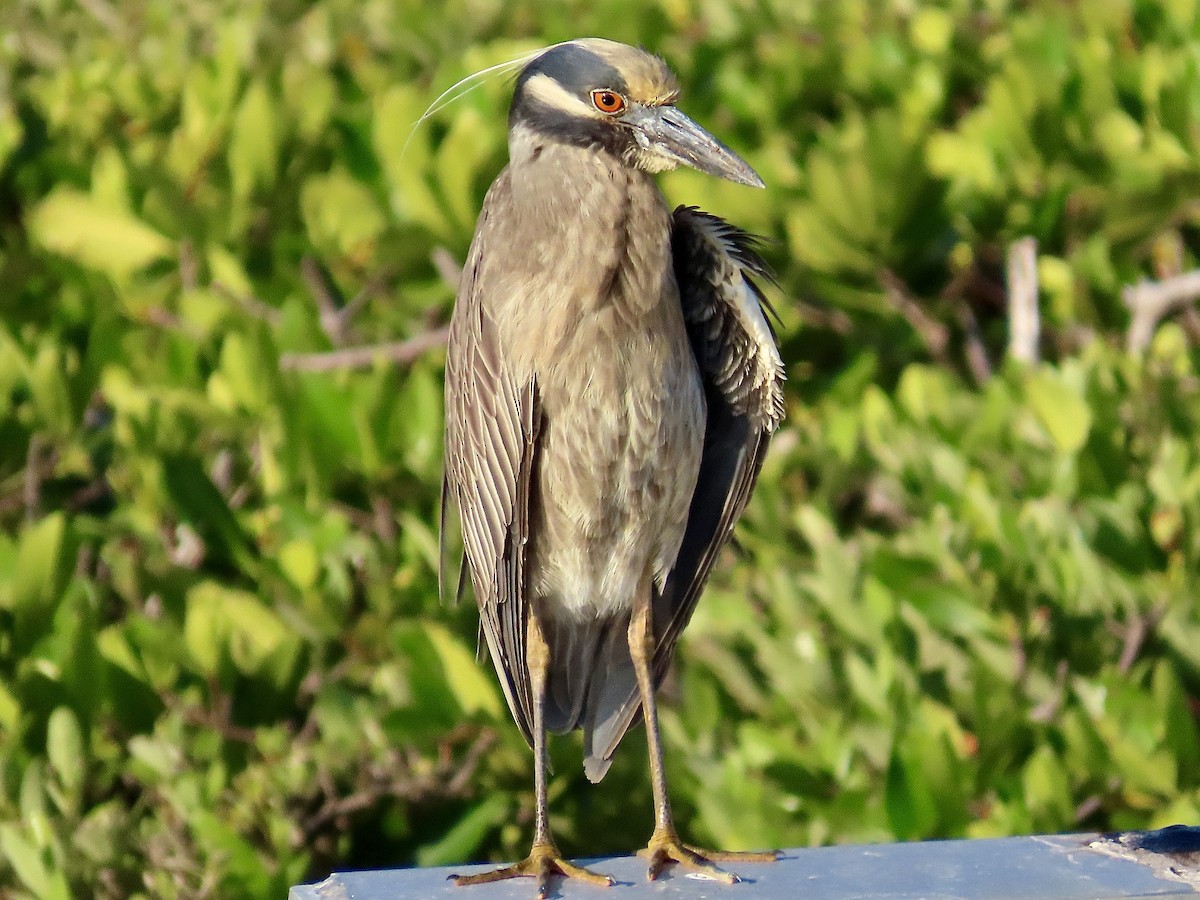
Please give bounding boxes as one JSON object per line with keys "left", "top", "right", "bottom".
{"left": 229, "top": 79, "right": 278, "bottom": 201}
{"left": 434, "top": 107, "right": 500, "bottom": 233}
{"left": 218, "top": 331, "right": 273, "bottom": 414}
{"left": 1024, "top": 369, "right": 1092, "bottom": 454}
{"left": 28, "top": 189, "right": 172, "bottom": 278}
{"left": 207, "top": 243, "right": 255, "bottom": 298}
{"left": 424, "top": 622, "right": 502, "bottom": 719}
{"left": 910, "top": 7, "right": 953, "bottom": 55}
{"left": 46, "top": 707, "right": 85, "bottom": 801}
{"left": 185, "top": 582, "right": 296, "bottom": 680}
{"left": 162, "top": 455, "right": 255, "bottom": 570}
{"left": 11, "top": 513, "right": 69, "bottom": 655}
{"left": 283, "top": 61, "right": 336, "bottom": 140}
{"left": 897, "top": 365, "right": 953, "bottom": 424}
{"left": 885, "top": 747, "right": 938, "bottom": 840}
{"left": 127, "top": 735, "right": 183, "bottom": 782}
{"left": 190, "top": 808, "right": 272, "bottom": 897}
{"left": 183, "top": 587, "right": 223, "bottom": 679}
{"left": 374, "top": 84, "right": 452, "bottom": 237}
{"left": 279, "top": 539, "right": 320, "bottom": 591}
{"left": 0, "top": 825, "right": 50, "bottom": 897}
{"left": 0, "top": 100, "right": 24, "bottom": 169}
{"left": 28, "top": 342, "right": 74, "bottom": 435}
{"left": 0, "top": 681, "right": 19, "bottom": 734}
{"left": 300, "top": 169, "right": 386, "bottom": 257}
{"left": 1022, "top": 746, "right": 1074, "bottom": 827}
{"left": 415, "top": 794, "right": 510, "bottom": 867}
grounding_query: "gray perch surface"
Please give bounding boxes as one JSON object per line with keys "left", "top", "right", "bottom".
{"left": 291, "top": 828, "right": 1200, "bottom": 899}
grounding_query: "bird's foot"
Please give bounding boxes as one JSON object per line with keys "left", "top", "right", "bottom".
{"left": 450, "top": 839, "right": 615, "bottom": 899}
{"left": 638, "top": 826, "right": 779, "bottom": 883}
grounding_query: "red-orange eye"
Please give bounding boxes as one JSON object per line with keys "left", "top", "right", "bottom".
{"left": 591, "top": 90, "right": 626, "bottom": 114}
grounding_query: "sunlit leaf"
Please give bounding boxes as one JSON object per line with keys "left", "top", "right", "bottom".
{"left": 229, "top": 79, "right": 278, "bottom": 201}
{"left": 1025, "top": 368, "right": 1092, "bottom": 454}
{"left": 28, "top": 189, "right": 172, "bottom": 277}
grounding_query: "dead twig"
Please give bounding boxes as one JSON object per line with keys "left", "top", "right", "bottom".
{"left": 956, "top": 304, "right": 992, "bottom": 386}
{"left": 443, "top": 727, "right": 499, "bottom": 796}
{"left": 431, "top": 247, "right": 463, "bottom": 292}
{"left": 1006, "top": 236, "right": 1039, "bottom": 364}
{"left": 24, "top": 433, "right": 44, "bottom": 521}
{"left": 77, "top": 0, "right": 123, "bottom": 34}
{"left": 1117, "top": 605, "right": 1168, "bottom": 675}
{"left": 1123, "top": 269, "right": 1200, "bottom": 353}
{"left": 179, "top": 238, "right": 199, "bottom": 291}
{"left": 300, "top": 257, "right": 399, "bottom": 346}
{"left": 301, "top": 256, "right": 346, "bottom": 345}
{"left": 142, "top": 306, "right": 196, "bottom": 335}
{"left": 300, "top": 726, "right": 496, "bottom": 838}
{"left": 342, "top": 265, "right": 397, "bottom": 327}
{"left": 278, "top": 325, "right": 450, "bottom": 372}
{"left": 1178, "top": 305, "right": 1200, "bottom": 346}
{"left": 1029, "top": 658, "right": 1068, "bottom": 723}
{"left": 1074, "top": 794, "right": 1103, "bottom": 823}
{"left": 796, "top": 297, "right": 853, "bottom": 334}
{"left": 879, "top": 269, "right": 950, "bottom": 362}
{"left": 212, "top": 281, "right": 283, "bottom": 326}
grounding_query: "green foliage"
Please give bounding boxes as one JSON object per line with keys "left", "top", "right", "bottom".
{"left": 1, "top": 0, "right": 1199, "bottom": 897}
{"left": 679, "top": 342, "right": 1200, "bottom": 850}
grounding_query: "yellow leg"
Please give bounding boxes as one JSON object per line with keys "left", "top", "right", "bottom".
{"left": 451, "top": 611, "right": 614, "bottom": 899}
{"left": 628, "top": 593, "right": 779, "bottom": 883}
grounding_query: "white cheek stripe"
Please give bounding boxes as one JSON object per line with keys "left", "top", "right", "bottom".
{"left": 524, "top": 73, "right": 601, "bottom": 118}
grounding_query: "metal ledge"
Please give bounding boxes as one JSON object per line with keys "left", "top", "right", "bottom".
{"left": 291, "top": 827, "right": 1200, "bottom": 899}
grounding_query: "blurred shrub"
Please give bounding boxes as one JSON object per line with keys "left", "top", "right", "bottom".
{"left": 0, "top": 0, "right": 1198, "bottom": 897}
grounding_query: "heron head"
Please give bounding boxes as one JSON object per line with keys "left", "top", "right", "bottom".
{"left": 509, "top": 38, "right": 763, "bottom": 188}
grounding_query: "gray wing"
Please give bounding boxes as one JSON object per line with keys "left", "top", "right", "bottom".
{"left": 583, "top": 205, "right": 785, "bottom": 780}
{"left": 441, "top": 194, "right": 541, "bottom": 747}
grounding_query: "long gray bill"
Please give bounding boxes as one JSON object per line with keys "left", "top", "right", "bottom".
{"left": 626, "top": 105, "right": 764, "bottom": 188}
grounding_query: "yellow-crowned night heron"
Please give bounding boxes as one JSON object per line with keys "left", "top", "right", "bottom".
{"left": 441, "top": 38, "right": 784, "bottom": 894}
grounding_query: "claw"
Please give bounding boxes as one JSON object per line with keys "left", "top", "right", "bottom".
{"left": 451, "top": 839, "right": 614, "bottom": 897}
{"left": 638, "top": 827, "right": 778, "bottom": 883}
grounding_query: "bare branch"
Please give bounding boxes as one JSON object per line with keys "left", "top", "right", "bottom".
{"left": 1074, "top": 794, "right": 1103, "bottom": 824}
{"left": 341, "top": 265, "right": 397, "bottom": 325}
{"left": 1117, "top": 605, "right": 1167, "bottom": 675}
{"left": 278, "top": 326, "right": 450, "bottom": 372}
{"left": 796, "top": 297, "right": 853, "bottom": 334}
{"left": 1178, "top": 305, "right": 1200, "bottom": 346}
{"left": 299, "top": 727, "right": 496, "bottom": 839}
{"left": 143, "top": 306, "right": 194, "bottom": 334}
{"left": 1029, "top": 658, "right": 1068, "bottom": 723}
{"left": 1123, "top": 269, "right": 1200, "bottom": 353}
{"left": 301, "top": 257, "right": 399, "bottom": 345}
{"left": 301, "top": 256, "right": 347, "bottom": 345}
{"left": 443, "top": 728, "right": 499, "bottom": 796}
{"left": 212, "top": 281, "right": 282, "bottom": 326}
{"left": 431, "top": 247, "right": 463, "bottom": 292}
{"left": 76, "top": 0, "right": 123, "bottom": 34}
{"left": 24, "top": 433, "right": 44, "bottom": 521}
{"left": 879, "top": 269, "right": 950, "bottom": 361}
{"left": 179, "top": 238, "right": 198, "bottom": 291}
{"left": 956, "top": 304, "right": 992, "bottom": 386}
{"left": 1006, "top": 236, "right": 1039, "bottom": 364}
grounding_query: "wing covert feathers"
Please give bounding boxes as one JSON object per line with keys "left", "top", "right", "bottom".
{"left": 442, "top": 225, "right": 542, "bottom": 748}
{"left": 582, "top": 205, "right": 785, "bottom": 779}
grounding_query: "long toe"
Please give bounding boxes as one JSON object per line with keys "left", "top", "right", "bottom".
{"left": 639, "top": 828, "right": 779, "bottom": 884}
{"left": 450, "top": 840, "right": 614, "bottom": 899}
{"left": 685, "top": 845, "right": 782, "bottom": 864}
